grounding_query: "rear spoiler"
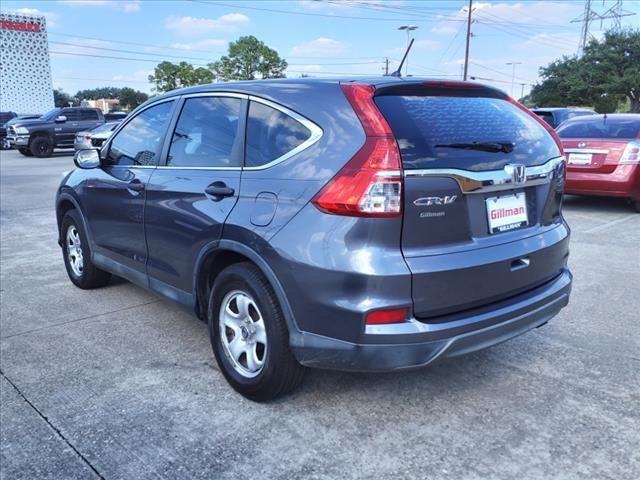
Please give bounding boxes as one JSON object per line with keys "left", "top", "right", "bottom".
{"left": 373, "top": 80, "right": 509, "bottom": 99}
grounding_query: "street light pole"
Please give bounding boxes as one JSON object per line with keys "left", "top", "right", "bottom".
{"left": 505, "top": 62, "right": 522, "bottom": 98}
{"left": 398, "top": 25, "right": 418, "bottom": 76}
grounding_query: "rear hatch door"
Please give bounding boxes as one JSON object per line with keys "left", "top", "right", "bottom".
{"left": 375, "top": 83, "right": 566, "bottom": 319}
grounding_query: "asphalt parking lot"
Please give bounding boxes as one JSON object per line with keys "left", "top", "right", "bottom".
{"left": 1, "top": 148, "right": 638, "bottom": 480}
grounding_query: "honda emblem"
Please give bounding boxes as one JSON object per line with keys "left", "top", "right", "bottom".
{"left": 504, "top": 164, "right": 526, "bottom": 185}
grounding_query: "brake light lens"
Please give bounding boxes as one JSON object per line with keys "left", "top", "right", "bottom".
{"left": 619, "top": 141, "right": 640, "bottom": 164}
{"left": 312, "top": 83, "right": 402, "bottom": 217}
{"left": 365, "top": 308, "right": 408, "bottom": 325}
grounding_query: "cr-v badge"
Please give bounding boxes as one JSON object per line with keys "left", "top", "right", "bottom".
{"left": 414, "top": 195, "right": 457, "bottom": 206}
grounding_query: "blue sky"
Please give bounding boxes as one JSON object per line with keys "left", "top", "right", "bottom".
{"left": 4, "top": 0, "right": 639, "bottom": 98}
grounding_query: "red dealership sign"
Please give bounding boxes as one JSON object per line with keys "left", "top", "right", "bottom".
{"left": 1, "top": 20, "right": 41, "bottom": 32}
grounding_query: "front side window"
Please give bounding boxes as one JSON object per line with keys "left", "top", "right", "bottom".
{"left": 106, "top": 101, "right": 174, "bottom": 166}
{"left": 245, "top": 101, "right": 311, "bottom": 168}
{"left": 168, "top": 96, "right": 242, "bottom": 168}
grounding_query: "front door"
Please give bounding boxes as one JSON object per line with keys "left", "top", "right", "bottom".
{"left": 81, "top": 100, "right": 176, "bottom": 281}
{"left": 144, "top": 94, "right": 245, "bottom": 296}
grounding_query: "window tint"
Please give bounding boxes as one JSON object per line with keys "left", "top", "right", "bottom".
{"left": 245, "top": 101, "right": 311, "bottom": 167}
{"left": 375, "top": 95, "right": 559, "bottom": 171}
{"left": 557, "top": 117, "right": 640, "bottom": 139}
{"left": 168, "top": 96, "right": 242, "bottom": 168}
{"left": 62, "top": 109, "right": 81, "bottom": 121}
{"left": 535, "top": 112, "right": 555, "bottom": 126}
{"left": 106, "top": 101, "right": 173, "bottom": 167}
{"left": 81, "top": 109, "right": 100, "bottom": 121}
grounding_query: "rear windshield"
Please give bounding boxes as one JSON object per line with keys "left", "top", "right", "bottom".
{"left": 557, "top": 117, "right": 640, "bottom": 139}
{"left": 375, "top": 95, "right": 559, "bottom": 171}
{"left": 534, "top": 111, "right": 555, "bottom": 126}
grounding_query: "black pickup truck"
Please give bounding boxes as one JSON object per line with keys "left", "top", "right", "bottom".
{"left": 7, "top": 107, "right": 104, "bottom": 158}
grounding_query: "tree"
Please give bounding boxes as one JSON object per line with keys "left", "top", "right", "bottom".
{"left": 209, "top": 36, "right": 287, "bottom": 81}
{"left": 118, "top": 87, "right": 148, "bottom": 109}
{"left": 53, "top": 88, "right": 73, "bottom": 107}
{"left": 148, "top": 61, "right": 213, "bottom": 93}
{"left": 530, "top": 29, "right": 640, "bottom": 113}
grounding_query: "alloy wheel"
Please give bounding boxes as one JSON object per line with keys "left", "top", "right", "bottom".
{"left": 66, "top": 225, "right": 84, "bottom": 277}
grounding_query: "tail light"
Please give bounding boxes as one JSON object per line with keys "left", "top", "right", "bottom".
{"left": 619, "top": 141, "right": 640, "bottom": 164}
{"left": 365, "top": 308, "right": 408, "bottom": 325}
{"left": 312, "top": 83, "right": 402, "bottom": 217}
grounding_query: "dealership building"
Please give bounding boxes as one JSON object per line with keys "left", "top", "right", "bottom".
{"left": 0, "top": 11, "right": 54, "bottom": 114}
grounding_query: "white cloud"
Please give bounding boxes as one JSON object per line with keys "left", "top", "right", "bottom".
{"left": 10, "top": 8, "right": 60, "bottom": 27}
{"left": 290, "top": 37, "right": 350, "bottom": 57}
{"left": 165, "top": 14, "right": 250, "bottom": 36}
{"left": 431, "top": 24, "right": 458, "bottom": 35}
{"left": 170, "top": 39, "right": 228, "bottom": 51}
{"left": 57, "top": 0, "right": 141, "bottom": 12}
{"left": 112, "top": 69, "right": 152, "bottom": 83}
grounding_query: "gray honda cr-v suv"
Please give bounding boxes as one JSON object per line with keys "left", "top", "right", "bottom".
{"left": 57, "top": 78, "right": 572, "bottom": 400}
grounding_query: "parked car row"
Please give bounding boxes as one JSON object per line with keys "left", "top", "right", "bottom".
{"left": 1, "top": 107, "right": 127, "bottom": 157}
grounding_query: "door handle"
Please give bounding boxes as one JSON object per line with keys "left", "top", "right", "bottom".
{"left": 205, "top": 182, "right": 235, "bottom": 199}
{"left": 128, "top": 180, "right": 145, "bottom": 192}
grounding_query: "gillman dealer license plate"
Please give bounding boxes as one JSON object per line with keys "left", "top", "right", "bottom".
{"left": 486, "top": 193, "right": 529, "bottom": 234}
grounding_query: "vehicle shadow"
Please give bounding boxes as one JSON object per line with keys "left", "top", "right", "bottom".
{"left": 562, "top": 194, "right": 633, "bottom": 214}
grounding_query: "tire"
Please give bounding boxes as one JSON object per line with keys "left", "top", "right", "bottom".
{"left": 208, "top": 262, "right": 304, "bottom": 401}
{"left": 632, "top": 199, "right": 640, "bottom": 213}
{"left": 29, "top": 136, "right": 53, "bottom": 158}
{"left": 18, "top": 148, "right": 33, "bottom": 157}
{"left": 61, "top": 210, "right": 111, "bottom": 289}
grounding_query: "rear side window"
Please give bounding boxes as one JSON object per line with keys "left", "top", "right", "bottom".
{"left": 81, "top": 109, "right": 99, "bottom": 121}
{"left": 557, "top": 118, "right": 640, "bottom": 139}
{"left": 168, "top": 96, "right": 242, "bottom": 168}
{"left": 245, "top": 101, "right": 311, "bottom": 168}
{"left": 106, "top": 101, "right": 173, "bottom": 167}
{"left": 375, "top": 95, "right": 559, "bottom": 171}
{"left": 62, "top": 109, "right": 81, "bottom": 121}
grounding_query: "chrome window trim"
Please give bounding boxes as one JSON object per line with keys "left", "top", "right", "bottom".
{"left": 564, "top": 148, "right": 609, "bottom": 154}
{"left": 403, "top": 156, "right": 564, "bottom": 194}
{"left": 244, "top": 95, "right": 323, "bottom": 171}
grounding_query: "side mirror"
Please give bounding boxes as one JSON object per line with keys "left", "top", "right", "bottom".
{"left": 74, "top": 149, "right": 100, "bottom": 169}
{"left": 55, "top": 115, "right": 67, "bottom": 123}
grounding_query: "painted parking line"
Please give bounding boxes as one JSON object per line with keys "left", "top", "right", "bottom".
{"left": 584, "top": 214, "right": 638, "bottom": 234}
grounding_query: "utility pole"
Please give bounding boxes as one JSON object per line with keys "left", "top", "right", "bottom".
{"left": 384, "top": 57, "right": 389, "bottom": 75}
{"left": 463, "top": 0, "right": 473, "bottom": 81}
{"left": 398, "top": 25, "right": 418, "bottom": 76}
{"left": 520, "top": 83, "right": 525, "bottom": 99}
{"left": 505, "top": 62, "right": 522, "bottom": 98}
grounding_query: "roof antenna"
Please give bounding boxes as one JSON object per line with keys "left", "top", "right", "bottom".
{"left": 388, "top": 38, "right": 414, "bottom": 77}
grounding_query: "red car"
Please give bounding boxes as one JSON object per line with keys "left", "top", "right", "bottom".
{"left": 557, "top": 114, "right": 640, "bottom": 212}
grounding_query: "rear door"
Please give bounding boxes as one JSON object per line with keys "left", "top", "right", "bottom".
{"left": 375, "top": 86, "right": 566, "bottom": 318}
{"left": 57, "top": 108, "right": 81, "bottom": 146}
{"left": 144, "top": 93, "right": 245, "bottom": 296}
{"left": 79, "top": 109, "right": 103, "bottom": 134}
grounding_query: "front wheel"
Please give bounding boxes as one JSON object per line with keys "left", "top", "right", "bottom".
{"left": 61, "top": 210, "right": 111, "bottom": 289}
{"left": 29, "top": 136, "right": 53, "bottom": 158}
{"left": 208, "top": 262, "right": 304, "bottom": 401}
{"left": 18, "top": 148, "right": 33, "bottom": 157}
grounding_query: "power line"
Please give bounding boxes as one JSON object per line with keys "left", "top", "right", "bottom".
{"left": 188, "top": 0, "right": 466, "bottom": 23}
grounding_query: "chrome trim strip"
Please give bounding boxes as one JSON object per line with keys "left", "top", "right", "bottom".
{"left": 564, "top": 148, "right": 609, "bottom": 154}
{"left": 243, "top": 95, "right": 323, "bottom": 171}
{"left": 181, "top": 92, "right": 249, "bottom": 100}
{"left": 403, "top": 156, "right": 564, "bottom": 194}
{"left": 156, "top": 165, "right": 240, "bottom": 171}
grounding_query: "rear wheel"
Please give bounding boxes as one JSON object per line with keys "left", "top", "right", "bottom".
{"left": 30, "top": 136, "right": 53, "bottom": 158}
{"left": 61, "top": 210, "right": 111, "bottom": 289}
{"left": 208, "top": 262, "right": 304, "bottom": 401}
{"left": 18, "top": 148, "right": 33, "bottom": 157}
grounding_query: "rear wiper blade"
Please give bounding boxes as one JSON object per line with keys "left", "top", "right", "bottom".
{"left": 434, "top": 142, "right": 514, "bottom": 153}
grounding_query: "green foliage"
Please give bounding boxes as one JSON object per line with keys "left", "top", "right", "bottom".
{"left": 530, "top": 29, "right": 640, "bottom": 113}
{"left": 148, "top": 61, "right": 214, "bottom": 93}
{"left": 208, "top": 36, "right": 287, "bottom": 81}
{"left": 53, "top": 88, "right": 74, "bottom": 108}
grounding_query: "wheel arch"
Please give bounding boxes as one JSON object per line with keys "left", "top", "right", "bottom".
{"left": 56, "top": 193, "right": 90, "bottom": 247}
{"left": 193, "top": 240, "right": 302, "bottom": 344}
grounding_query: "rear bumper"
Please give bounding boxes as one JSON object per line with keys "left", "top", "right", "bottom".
{"left": 292, "top": 268, "right": 572, "bottom": 371}
{"left": 566, "top": 164, "right": 640, "bottom": 199}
